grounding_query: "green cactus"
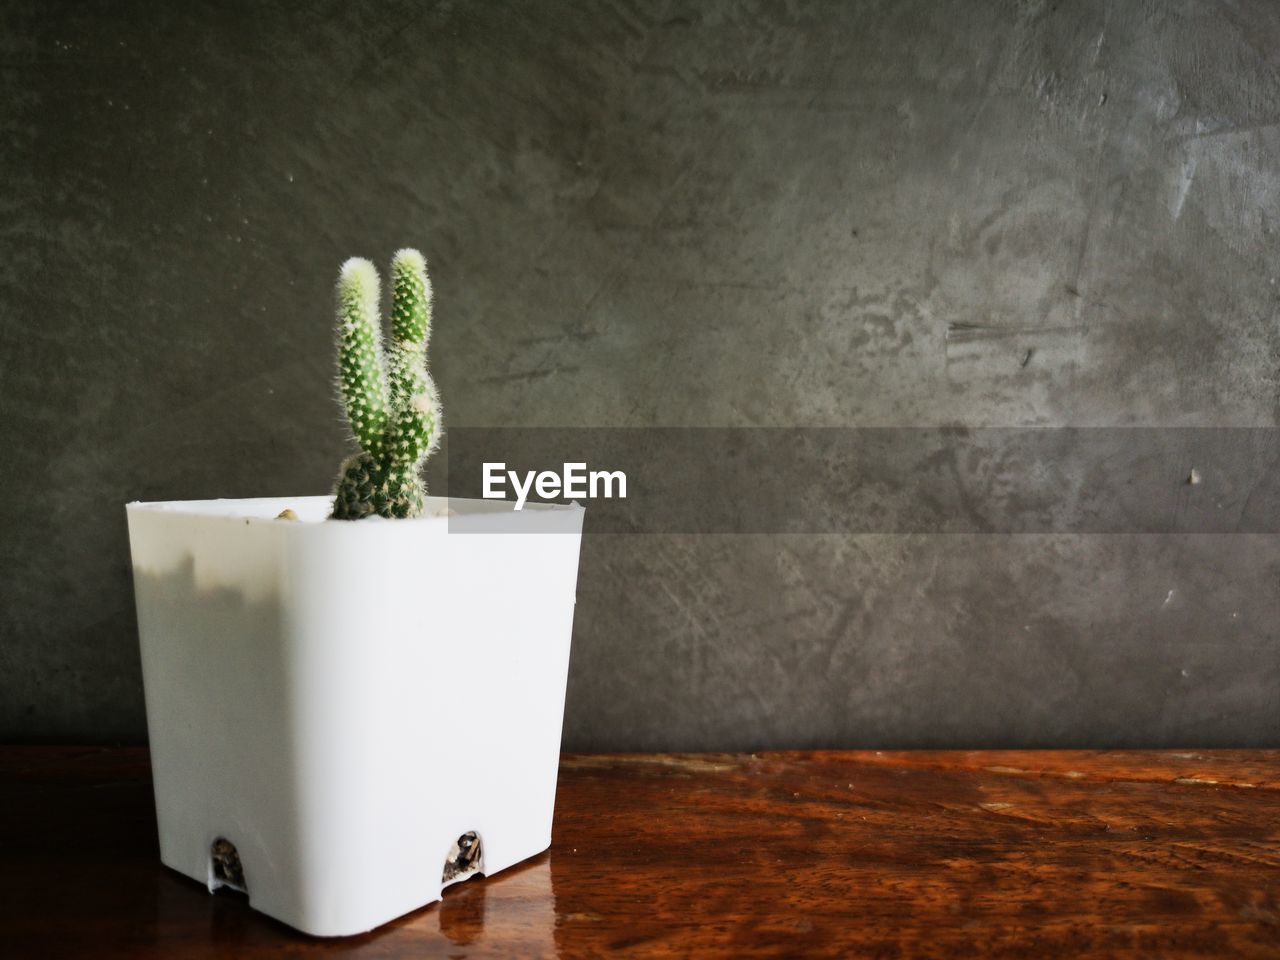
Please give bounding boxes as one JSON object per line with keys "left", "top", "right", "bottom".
{"left": 331, "top": 249, "right": 442, "bottom": 520}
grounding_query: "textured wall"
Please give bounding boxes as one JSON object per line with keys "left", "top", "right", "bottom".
{"left": 2, "top": 0, "right": 1277, "bottom": 746}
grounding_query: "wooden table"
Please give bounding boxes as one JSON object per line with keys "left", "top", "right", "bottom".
{"left": 2, "top": 748, "right": 1277, "bottom": 958}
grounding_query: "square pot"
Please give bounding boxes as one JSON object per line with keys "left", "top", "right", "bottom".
{"left": 125, "top": 494, "right": 584, "bottom": 936}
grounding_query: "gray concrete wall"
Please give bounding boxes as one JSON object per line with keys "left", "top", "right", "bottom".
{"left": 2, "top": 0, "right": 1277, "bottom": 747}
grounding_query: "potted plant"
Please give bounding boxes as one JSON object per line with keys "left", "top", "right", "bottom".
{"left": 126, "top": 250, "right": 584, "bottom": 936}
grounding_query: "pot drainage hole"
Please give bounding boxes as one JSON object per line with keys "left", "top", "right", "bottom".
{"left": 210, "top": 838, "right": 247, "bottom": 893}
{"left": 442, "top": 831, "right": 483, "bottom": 883}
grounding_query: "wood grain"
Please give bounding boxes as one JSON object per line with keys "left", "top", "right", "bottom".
{"left": 1, "top": 748, "right": 1276, "bottom": 958}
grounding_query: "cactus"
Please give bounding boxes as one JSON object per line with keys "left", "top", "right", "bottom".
{"left": 330, "top": 249, "right": 442, "bottom": 520}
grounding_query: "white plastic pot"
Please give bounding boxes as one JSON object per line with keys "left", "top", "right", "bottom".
{"left": 125, "top": 494, "right": 584, "bottom": 937}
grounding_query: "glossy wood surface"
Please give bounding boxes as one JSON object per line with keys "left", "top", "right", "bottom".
{"left": 2, "top": 748, "right": 1277, "bottom": 957}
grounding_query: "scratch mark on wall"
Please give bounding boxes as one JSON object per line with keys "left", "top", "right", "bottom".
{"left": 1170, "top": 152, "right": 1198, "bottom": 221}
{"left": 475, "top": 366, "right": 581, "bottom": 385}
{"left": 1178, "top": 118, "right": 1280, "bottom": 143}
{"left": 946, "top": 322, "right": 1082, "bottom": 343}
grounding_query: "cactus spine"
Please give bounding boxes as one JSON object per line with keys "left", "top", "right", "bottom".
{"left": 331, "top": 249, "right": 442, "bottom": 520}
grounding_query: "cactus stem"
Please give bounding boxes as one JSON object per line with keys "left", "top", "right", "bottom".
{"left": 330, "top": 248, "right": 443, "bottom": 520}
